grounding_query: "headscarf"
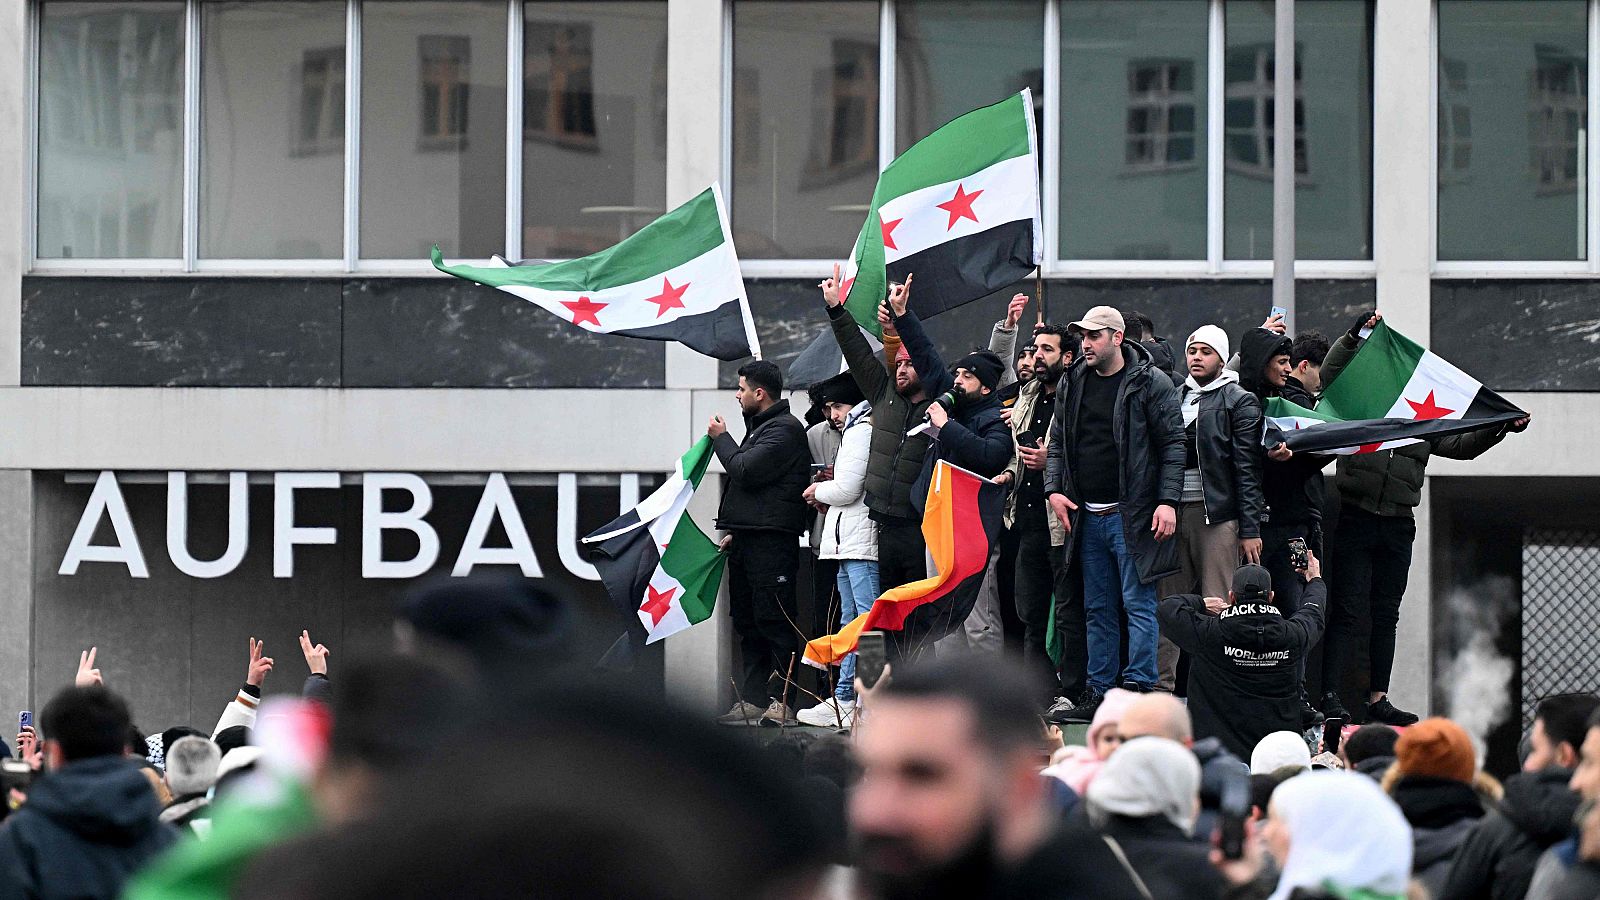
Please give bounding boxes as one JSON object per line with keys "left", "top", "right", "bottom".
{"left": 1268, "top": 770, "right": 1414, "bottom": 900}
{"left": 1085, "top": 737, "right": 1202, "bottom": 836}
{"left": 1251, "top": 730, "right": 1312, "bottom": 775}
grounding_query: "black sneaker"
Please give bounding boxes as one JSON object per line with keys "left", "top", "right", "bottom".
{"left": 1301, "top": 700, "right": 1326, "bottom": 730}
{"left": 1366, "top": 697, "right": 1420, "bottom": 727}
{"left": 1046, "top": 690, "right": 1103, "bottom": 725}
{"left": 1321, "top": 691, "right": 1349, "bottom": 721}
{"left": 1119, "top": 680, "right": 1153, "bottom": 694}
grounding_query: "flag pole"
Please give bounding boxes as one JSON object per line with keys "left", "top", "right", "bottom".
{"left": 1035, "top": 267, "right": 1046, "bottom": 325}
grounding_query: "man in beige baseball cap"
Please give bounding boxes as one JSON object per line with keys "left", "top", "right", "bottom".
{"left": 1067, "top": 306, "right": 1126, "bottom": 337}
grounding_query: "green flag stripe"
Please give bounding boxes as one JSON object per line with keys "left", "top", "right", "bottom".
{"left": 1318, "top": 322, "right": 1428, "bottom": 421}
{"left": 873, "top": 94, "right": 1033, "bottom": 201}
{"left": 680, "top": 434, "right": 715, "bottom": 489}
{"left": 1265, "top": 397, "right": 1340, "bottom": 423}
{"left": 433, "top": 188, "right": 723, "bottom": 293}
{"left": 661, "top": 512, "right": 723, "bottom": 623}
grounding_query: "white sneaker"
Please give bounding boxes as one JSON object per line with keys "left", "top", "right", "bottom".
{"left": 796, "top": 699, "right": 856, "bottom": 728}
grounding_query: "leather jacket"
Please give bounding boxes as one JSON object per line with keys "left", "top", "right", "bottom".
{"left": 1184, "top": 380, "right": 1267, "bottom": 539}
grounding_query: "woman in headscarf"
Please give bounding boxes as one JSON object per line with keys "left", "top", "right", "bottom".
{"left": 1086, "top": 736, "right": 1226, "bottom": 899}
{"left": 1043, "top": 687, "right": 1138, "bottom": 795}
{"left": 1218, "top": 769, "right": 1417, "bottom": 900}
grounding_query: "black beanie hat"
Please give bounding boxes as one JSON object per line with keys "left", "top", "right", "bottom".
{"left": 951, "top": 351, "right": 1005, "bottom": 391}
{"left": 814, "top": 372, "right": 864, "bottom": 408}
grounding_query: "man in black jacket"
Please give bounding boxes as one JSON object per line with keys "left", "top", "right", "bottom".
{"left": 1044, "top": 306, "right": 1184, "bottom": 720}
{"left": 710, "top": 360, "right": 811, "bottom": 727}
{"left": 0, "top": 685, "right": 176, "bottom": 900}
{"left": 1157, "top": 556, "right": 1327, "bottom": 759}
{"left": 1156, "top": 324, "right": 1266, "bottom": 693}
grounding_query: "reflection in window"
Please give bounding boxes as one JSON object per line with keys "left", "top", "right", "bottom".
{"left": 37, "top": 1, "right": 184, "bottom": 259}
{"left": 1223, "top": 45, "right": 1306, "bottom": 179}
{"left": 295, "top": 48, "right": 345, "bottom": 157}
{"left": 1061, "top": 1, "right": 1208, "bottom": 260}
{"left": 732, "top": 1, "right": 879, "bottom": 259}
{"left": 522, "top": 2, "right": 667, "bottom": 260}
{"left": 361, "top": 1, "right": 505, "bottom": 259}
{"left": 894, "top": 0, "right": 1044, "bottom": 154}
{"left": 1438, "top": 0, "right": 1587, "bottom": 261}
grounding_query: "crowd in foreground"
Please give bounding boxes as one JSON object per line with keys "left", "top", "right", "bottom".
{"left": 0, "top": 574, "right": 1596, "bottom": 900}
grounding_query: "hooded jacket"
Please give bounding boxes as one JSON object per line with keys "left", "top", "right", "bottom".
{"left": 1044, "top": 340, "right": 1185, "bottom": 586}
{"left": 813, "top": 403, "right": 876, "bottom": 561}
{"left": 827, "top": 304, "right": 934, "bottom": 523}
{"left": 713, "top": 398, "right": 810, "bottom": 534}
{"left": 0, "top": 755, "right": 177, "bottom": 900}
{"left": 1320, "top": 332, "right": 1511, "bottom": 519}
{"left": 1239, "top": 328, "right": 1332, "bottom": 528}
{"left": 1180, "top": 368, "right": 1268, "bottom": 538}
{"left": 1390, "top": 775, "right": 1486, "bottom": 900}
{"left": 893, "top": 308, "right": 1013, "bottom": 480}
{"left": 1157, "top": 578, "right": 1328, "bottom": 759}
{"left": 1440, "top": 766, "right": 1582, "bottom": 900}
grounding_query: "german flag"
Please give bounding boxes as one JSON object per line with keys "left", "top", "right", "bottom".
{"left": 803, "top": 460, "right": 1004, "bottom": 667}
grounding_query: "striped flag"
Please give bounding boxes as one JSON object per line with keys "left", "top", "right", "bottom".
{"left": 1265, "top": 321, "right": 1527, "bottom": 455}
{"left": 804, "top": 461, "right": 1004, "bottom": 667}
{"left": 432, "top": 185, "right": 760, "bottom": 361}
{"left": 583, "top": 437, "right": 726, "bottom": 645}
{"left": 840, "top": 90, "right": 1042, "bottom": 334}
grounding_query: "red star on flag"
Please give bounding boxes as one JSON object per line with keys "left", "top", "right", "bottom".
{"left": 1405, "top": 391, "right": 1455, "bottom": 421}
{"left": 841, "top": 274, "right": 856, "bottom": 301}
{"left": 561, "top": 296, "right": 608, "bottom": 328}
{"left": 643, "top": 278, "right": 689, "bottom": 318}
{"left": 936, "top": 183, "right": 984, "bottom": 230}
{"left": 880, "top": 215, "right": 903, "bottom": 251}
{"left": 641, "top": 584, "right": 677, "bottom": 626}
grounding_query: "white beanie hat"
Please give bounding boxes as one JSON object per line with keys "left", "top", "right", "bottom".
{"left": 1251, "top": 730, "right": 1313, "bottom": 774}
{"left": 1185, "top": 324, "right": 1230, "bottom": 363}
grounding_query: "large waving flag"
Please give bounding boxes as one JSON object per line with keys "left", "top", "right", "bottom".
{"left": 583, "top": 437, "right": 726, "bottom": 645}
{"left": 804, "top": 461, "right": 1004, "bottom": 667}
{"left": 840, "top": 91, "right": 1042, "bottom": 334}
{"left": 1266, "top": 321, "right": 1527, "bottom": 454}
{"left": 432, "top": 185, "right": 759, "bottom": 361}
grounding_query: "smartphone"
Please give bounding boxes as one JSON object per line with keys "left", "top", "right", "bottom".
{"left": 1016, "top": 430, "right": 1041, "bottom": 448}
{"left": 1218, "top": 773, "right": 1250, "bottom": 860}
{"left": 857, "top": 631, "right": 887, "bottom": 690}
{"left": 1270, "top": 305, "right": 1288, "bottom": 321}
{"left": 1288, "top": 537, "right": 1310, "bottom": 571}
{"left": 17, "top": 711, "right": 29, "bottom": 732}
{"left": 1323, "top": 716, "right": 1345, "bottom": 756}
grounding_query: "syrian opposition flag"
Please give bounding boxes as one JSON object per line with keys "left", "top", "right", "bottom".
{"left": 839, "top": 90, "right": 1042, "bottom": 334}
{"left": 804, "top": 461, "right": 1003, "bottom": 668}
{"left": 1265, "top": 321, "right": 1527, "bottom": 455}
{"left": 582, "top": 437, "right": 727, "bottom": 645}
{"left": 432, "top": 185, "right": 760, "bottom": 361}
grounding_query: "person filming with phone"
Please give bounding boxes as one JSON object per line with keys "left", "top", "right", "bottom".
{"left": 1156, "top": 553, "right": 1328, "bottom": 760}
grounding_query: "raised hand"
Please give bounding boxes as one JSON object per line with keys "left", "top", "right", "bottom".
{"left": 1005, "top": 293, "right": 1029, "bottom": 328}
{"left": 886, "top": 273, "right": 913, "bottom": 317}
{"left": 75, "top": 647, "right": 102, "bottom": 687}
{"left": 16, "top": 726, "right": 41, "bottom": 771}
{"left": 246, "top": 637, "right": 274, "bottom": 687}
{"left": 819, "top": 263, "right": 845, "bottom": 308}
{"left": 299, "top": 630, "right": 330, "bottom": 676}
{"left": 1262, "top": 311, "right": 1287, "bottom": 335}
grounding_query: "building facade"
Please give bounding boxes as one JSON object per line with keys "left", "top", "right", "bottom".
{"left": 1, "top": 0, "right": 1596, "bottom": 766}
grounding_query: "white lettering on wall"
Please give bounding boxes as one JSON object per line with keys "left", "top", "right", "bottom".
{"left": 59, "top": 471, "right": 149, "bottom": 578}
{"left": 273, "top": 472, "right": 340, "bottom": 578}
{"left": 451, "top": 473, "right": 543, "bottom": 577}
{"left": 166, "top": 471, "right": 248, "bottom": 578}
{"left": 362, "top": 473, "right": 440, "bottom": 579}
{"left": 555, "top": 472, "right": 639, "bottom": 582}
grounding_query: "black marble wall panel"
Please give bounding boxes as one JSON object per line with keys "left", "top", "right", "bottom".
{"left": 728, "top": 278, "right": 1377, "bottom": 390}
{"left": 1432, "top": 280, "right": 1600, "bottom": 392}
{"left": 22, "top": 277, "right": 342, "bottom": 387}
{"left": 342, "top": 279, "right": 664, "bottom": 388}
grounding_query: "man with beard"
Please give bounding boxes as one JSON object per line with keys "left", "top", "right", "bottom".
{"left": 849, "top": 656, "right": 1145, "bottom": 900}
{"left": 998, "top": 325, "right": 1079, "bottom": 699}
{"left": 821, "top": 265, "right": 936, "bottom": 597}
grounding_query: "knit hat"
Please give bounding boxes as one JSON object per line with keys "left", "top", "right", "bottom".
{"left": 814, "top": 372, "right": 864, "bottom": 408}
{"left": 1395, "top": 717, "right": 1476, "bottom": 784}
{"left": 1251, "top": 730, "right": 1313, "bottom": 774}
{"left": 894, "top": 343, "right": 911, "bottom": 364}
{"left": 1185, "top": 324, "right": 1230, "bottom": 362}
{"left": 951, "top": 351, "right": 1005, "bottom": 391}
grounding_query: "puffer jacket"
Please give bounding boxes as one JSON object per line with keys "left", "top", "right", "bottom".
{"left": 1391, "top": 775, "right": 1487, "bottom": 900}
{"left": 1321, "top": 332, "right": 1512, "bottom": 518}
{"left": 1440, "top": 766, "right": 1582, "bottom": 900}
{"left": 713, "top": 399, "right": 811, "bottom": 534}
{"left": 1181, "top": 372, "right": 1268, "bottom": 538}
{"left": 894, "top": 308, "right": 1014, "bottom": 480}
{"left": 814, "top": 403, "right": 876, "bottom": 561}
{"left": 827, "top": 304, "right": 933, "bottom": 523}
{"left": 1044, "top": 340, "right": 1185, "bottom": 585}
{"left": 1239, "top": 328, "right": 1332, "bottom": 528}
{"left": 1002, "top": 378, "right": 1067, "bottom": 546}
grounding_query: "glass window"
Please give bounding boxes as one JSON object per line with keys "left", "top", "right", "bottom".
{"left": 201, "top": 1, "right": 346, "bottom": 259}
{"left": 895, "top": 0, "right": 1045, "bottom": 154}
{"left": 732, "top": 1, "right": 879, "bottom": 259}
{"left": 1060, "top": 1, "right": 1208, "bottom": 261}
{"left": 522, "top": 2, "right": 667, "bottom": 260}
{"left": 1438, "top": 0, "right": 1588, "bottom": 261}
{"left": 37, "top": 1, "right": 184, "bottom": 259}
{"left": 1224, "top": 0, "right": 1372, "bottom": 260}
{"left": 361, "top": 1, "right": 506, "bottom": 259}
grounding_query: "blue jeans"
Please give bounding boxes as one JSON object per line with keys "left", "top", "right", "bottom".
{"left": 835, "top": 559, "right": 879, "bottom": 701}
{"left": 1079, "top": 511, "right": 1158, "bottom": 692}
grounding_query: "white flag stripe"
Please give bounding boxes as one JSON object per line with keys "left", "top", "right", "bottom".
{"left": 875, "top": 154, "right": 1037, "bottom": 265}
{"left": 579, "top": 460, "right": 690, "bottom": 545}
{"left": 1381, "top": 350, "right": 1480, "bottom": 421}
{"left": 641, "top": 568, "right": 691, "bottom": 643}
{"left": 489, "top": 241, "right": 744, "bottom": 332}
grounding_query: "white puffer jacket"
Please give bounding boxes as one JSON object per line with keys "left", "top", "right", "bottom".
{"left": 814, "top": 403, "right": 877, "bottom": 561}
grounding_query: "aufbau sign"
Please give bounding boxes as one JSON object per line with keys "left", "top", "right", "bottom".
{"left": 57, "top": 471, "right": 646, "bottom": 581}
